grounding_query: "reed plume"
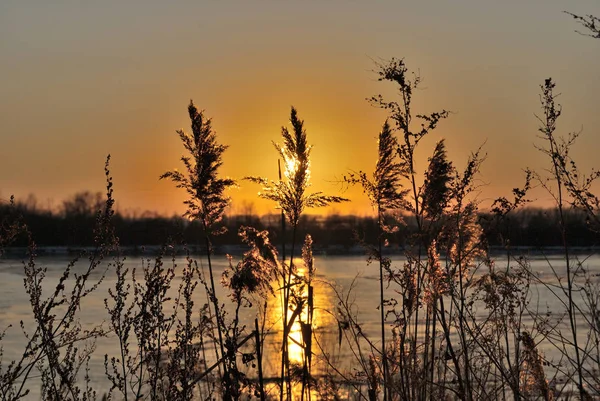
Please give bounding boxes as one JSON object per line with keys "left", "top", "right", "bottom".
{"left": 247, "top": 106, "right": 347, "bottom": 401}
{"left": 345, "top": 120, "right": 408, "bottom": 400}
{"left": 161, "top": 101, "right": 236, "bottom": 399}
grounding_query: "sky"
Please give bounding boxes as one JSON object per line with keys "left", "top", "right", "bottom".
{"left": 1, "top": 0, "right": 599, "bottom": 217}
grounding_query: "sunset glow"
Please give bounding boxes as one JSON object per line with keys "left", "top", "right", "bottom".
{"left": 1, "top": 1, "right": 599, "bottom": 217}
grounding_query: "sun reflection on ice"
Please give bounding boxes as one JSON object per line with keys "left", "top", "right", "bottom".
{"left": 264, "top": 260, "right": 336, "bottom": 397}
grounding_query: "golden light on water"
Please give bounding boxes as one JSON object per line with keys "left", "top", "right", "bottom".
{"left": 264, "top": 260, "right": 336, "bottom": 394}
{"left": 286, "top": 267, "right": 309, "bottom": 365}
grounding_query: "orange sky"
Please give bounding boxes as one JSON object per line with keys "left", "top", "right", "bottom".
{"left": 1, "top": 1, "right": 599, "bottom": 216}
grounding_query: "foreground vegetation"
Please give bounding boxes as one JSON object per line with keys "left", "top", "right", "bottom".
{"left": 1, "top": 12, "right": 599, "bottom": 401}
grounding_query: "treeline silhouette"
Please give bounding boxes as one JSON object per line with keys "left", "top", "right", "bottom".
{"left": 2, "top": 191, "right": 599, "bottom": 251}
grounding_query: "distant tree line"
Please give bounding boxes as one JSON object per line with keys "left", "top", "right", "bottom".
{"left": 1, "top": 191, "right": 599, "bottom": 251}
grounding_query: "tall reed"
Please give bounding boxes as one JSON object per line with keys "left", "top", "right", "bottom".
{"left": 161, "top": 101, "right": 236, "bottom": 399}
{"left": 247, "top": 106, "right": 347, "bottom": 401}
{"left": 345, "top": 120, "right": 407, "bottom": 400}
